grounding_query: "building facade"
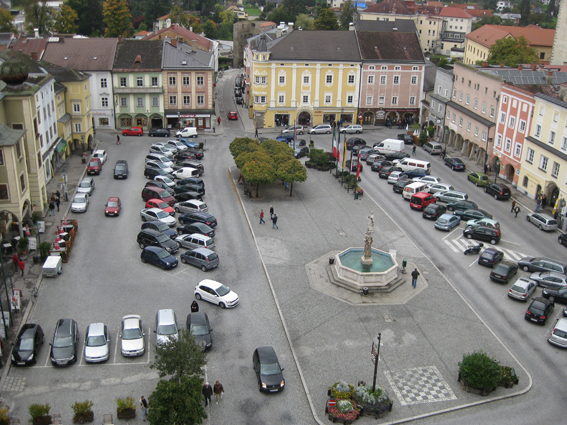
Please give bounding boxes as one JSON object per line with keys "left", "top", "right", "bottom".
{"left": 233, "top": 20, "right": 277, "bottom": 69}
{"left": 551, "top": 0, "right": 567, "bottom": 65}
{"left": 429, "top": 67, "right": 454, "bottom": 140}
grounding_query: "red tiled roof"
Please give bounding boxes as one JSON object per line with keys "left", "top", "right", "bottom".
{"left": 259, "top": 21, "right": 276, "bottom": 27}
{"left": 157, "top": 15, "right": 169, "bottom": 21}
{"left": 11, "top": 37, "right": 48, "bottom": 58}
{"left": 143, "top": 24, "right": 213, "bottom": 51}
{"left": 438, "top": 7, "right": 473, "bottom": 19}
{"left": 365, "top": 0, "right": 414, "bottom": 15}
{"left": 466, "top": 24, "right": 555, "bottom": 48}
{"left": 42, "top": 38, "right": 118, "bottom": 71}
{"left": 136, "top": 31, "right": 150, "bottom": 36}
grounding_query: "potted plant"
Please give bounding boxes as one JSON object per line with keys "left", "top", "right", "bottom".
{"left": 116, "top": 396, "right": 136, "bottom": 419}
{"left": 326, "top": 399, "right": 360, "bottom": 424}
{"left": 39, "top": 242, "right": 51, "bottom": 261}
{"left": 72, "top": 400, "right": 94, "bottom": 423}
{"left": 28, "top": 403, "right": 51, "bottom": 425}
{"left": 18, "top": 236, "right": 29, "bottom": 255}
{"left": 330, "top": 381, "right": 355, "bottom": 400}
{"left": 499, "top": 365, "right": 519, "bottom": 388}
{"left": 0, "top": 406, "right": 9, "bottom": 425}
{"left": 32, "top": 211, "right": 42, "bottom": 225}
{"left": 458, "top": 350, "right": 501, "bottom": 396}
{"left": 353, "top": 384, "right": 393, "bottom": 418}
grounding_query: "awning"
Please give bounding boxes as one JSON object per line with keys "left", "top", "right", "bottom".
{"left": 55, "top": 139, "right": 67, "bottom": 153}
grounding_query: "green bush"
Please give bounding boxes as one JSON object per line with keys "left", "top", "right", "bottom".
{"left": 331, "top": 381, "right": 354, "bottom": 400}
{"left": 31, "top": 211, "right": 42, "bottom": 224}
{"left": 459, "top": 350, "right": 501, "bottom": 389}
{"left": 39, "top": 242, "right": 51, "bottom": 260}
{"left": 116, "top": 396, "right": 135, "bottom": 413}
{"left": 0, "top": 406, "right": 9, "bottom": 425}
{"left": 28, "top": 403, "right": 50, "bottom": 421}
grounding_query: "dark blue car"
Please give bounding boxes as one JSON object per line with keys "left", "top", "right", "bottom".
{"left": 140, "top": 246, "right": 178, "bottom": 270}
{"left": 401, "top": 169, "right": 427, "bottom": 179}
{"left": 141, "top": 222, "right": 177, "bottom": 239}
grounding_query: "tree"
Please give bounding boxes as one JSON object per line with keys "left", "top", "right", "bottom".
{"left": 267, "top": 0, "right": 307, "bottom": 25}
{"left": 295, "top": 13, "right": 314, "bottom": 30}
{"left": 147, "top": 377, "right": 207, "bottom": 425}
{"left": 0, "top": 9, "right": 18, "bottom": 34}
{"left": 519, "top": 0, "right": 531, "bottom": 26}
{"left": 144, "top": 0, "right": 171, "bottom": 28}
{"left": 339, "top": 0, "right": 356, "bottom": 30}
{"left": 169, "top": 5, "right": 202, "bottom": 32}
{"left": 202, "top": 19, "right": 217, "bottom": 39}
{"left": 52, "top": 4, "right": 78, "bottom": 33}
{"left": 66, "top": 0, "right": 104, "bottom": 36}
{"left": 241, "top": 155, "right": 277, "bottom": 197}
{"left": 314, "top": 7, "right": 339, "bottom": 30}
{"left": 276, "top": 158, "right": 307, "bottom": 196}
{"left": 471, "top": 15, "right": 501, "bottom": 31}
{"left": 229, "top": 137, "right": 260, "bottom": 160}
{"left": 22, "top": 0, "right": 53, "bottom": 34}
{"left": 150, "top": 329, "right": 207, "bottom": 383}
{"left": 488, "top": 35, "right": 538, "bottom": 67}
{"left": 103, "top": 0, "right": 133, "bottom": 37}
{"left": 547, "top": 0, "right": 557, "bottom": 17}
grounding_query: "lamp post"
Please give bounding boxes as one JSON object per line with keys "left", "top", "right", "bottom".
{"left": 494, "top": 157, "right": 500, "bottom": 184}
{"left": 371, "top": 333, "right": 382, "bottom": 393}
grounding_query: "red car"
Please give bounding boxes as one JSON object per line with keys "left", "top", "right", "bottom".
{"left": 122, "top": 127, "right": 143, "bottom": 136}
{"left": 87, "top": 158, "right": 102, "bottom": 175}
{"left": 227, "top": 111, "right": 238, "bottom": 120}
{"left": 145, "top": 198, "right": 175, "bottom": 216}
{"left": 105, "top": 197, "right": 121, "bottom": 217}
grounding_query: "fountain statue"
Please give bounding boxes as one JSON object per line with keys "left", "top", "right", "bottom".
{"left": 361, "top": 211, "right": 374, "bottom": 266}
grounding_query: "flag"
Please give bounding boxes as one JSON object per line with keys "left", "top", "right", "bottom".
{"left": 356, "top": 156, "right": 361, "bottom": 179}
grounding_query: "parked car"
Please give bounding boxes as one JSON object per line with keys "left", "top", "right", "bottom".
{"left": 175, "top": 233, "right": 215, "bottom": 251}
{"left": 422, "top": 204, "right": 446, "bottom": 220}
{"left": 181, "top": 248, "right": 219, "bottom": 271}
{"left": 384, "top": 151, "right": 409, "bottom": 161}
{"left": 141, "top": 221, "right": 177, "bottom": 239}
{"left": 345, "top": 159, "right": 363, "bottom": 172}
{"left": 145, "top": 180, "right": 174, "bottom": 194}
{"left": 50, "top": 318, "right": 79, "bottom": 366}
{"left": 84, "top": 323, "right": 110, "bottom": 363}
{"left": 146, "top": 199, "right": 175, "bottom": 215}
{"left": 149, "top": 128, "right": 170, "bottom": 137}
{"left": 122, "top": 127, "right": 143, "bottom": 136}
{"left": 194, "top": 279, "right": 239, "bottom": 308}
{"left": 378, "top": 166, "right": 398, "bottom": 179}
{"left": 87, "top": 158, "right": 102, "bottom": 175}
{"left": 175, "top": 192, "right": 203, "bottom": 202}
{"left": 542, "top": 287, "right": 567, "bottom": 304}
{"left": 517, "top": 257, "right": 567, "bottom": 274}
{"left": 77, "top": 177, "right": 95, "bottom": 195}
{"left": 173, "top": 184, "right": 205, "bottom": 196}
{"left": 529, "top": 272, "right": 567, "bottom": 290}
{"left": 140, "top": 246, "right": 178, "bottom": 270}
{"left": 346, "top": 137, "right": 366, "bottom": 150}
{"left": 489, "top": 261, "right": 518, "bottom": 283}
{"left": 398, "top": 134, "right": 413, "bottom": 144}
{"left": 484, "top": 183, "right": 511, "bottom": 200}
{"left": 525, "top": 297, "right": 554, "bottom": 324}
{"left": 526, "top": 213, "right": 558, "bottom": 231}
{"left": 294, "top": 146, "right": 310, "bottom": 158}
{"left": 92, "top": 149, "right": 107, "bottom": 164}
{"left": 71, "top": 193, "right": 89, "bottom": 213}
{"left": 174, "top": 200, "right": 208, "bottom": 214}
{"left": 387, "top": 171, "right": 404, "bottom": 184}
{"left": 120, "top": 315, "right": 145, "bottom": 357}
{"left": 253, "top": 346, "right": 285, "bottom": 393}
{"left": 140, "top": 208, "right": 177, "bottom": 227}
{"left": 427, "top": 183, "right": 454, "bottom": 194}
{"left": 478, "top": 247, "right": 504, "bottom": 267}
{"left": 146, "top": 160, "right": 173, "bottom": 174}
{"left": 178, "top": 177, "right": 205, "bottom": 189}
{"left": 153, "top": 141, "right": 178, "bottom": 154}
{"left": 281, "top": 125, "right": 305, "bottom": 135}
{"left": 340, "top": 124, "right": 363, "bottom": 134}
{"left": 187, "top": 312, "right": 213, "bottom": 351}
{"left": 400, "top": 169, "right": 428, "bottom": 179}
{"left": 463, "top": 225, "right": 501, "bottom": 244}
{"left": 422, "top": 141, "right": 443, "bottom": 155}
{"left": 454, "top": 209, "right": 493, "bottom": 221}
{"left": 444, "top": 156, "right": 466, "bottom": 171}
{"left": 434, "top": 214, "right": 460, "bottom": 231}
{"left": 137, "top": 229, "right": 179, "bottom": 253}
{"left": 179, "top": 212, "right": 217, "bottom": 227}
{"left": 508, "top": 277, "right": 538, "bottom": 301}
{"left": 559, "top": 233, "right": 567, "bottom": 248}
{"left": 393, "top": 178, "right": 413, "bottom": 194}
{"left": 141, "top": 186, "right": 176, "bottom": 206}
{"left": 12, "top": 324, "right": 44, "bottom": 366}
{"left": 174, "top": 160, "right": 204, "bottom": 175}
{"left": 467, "top": 172, "right": 489, "bottom": 186}
{"left": 105, "top": 197, "right": 121, "bottom": 217}
{"left": 145, "top": 153, "right": 173, "bottom": 167}
{"left": 177, "top": 222, "right": 215, "bottom": 238}
{"left": 435, "top": 190, "right": 469, "bottom": 203}
{"left": 371, "top": 160, "right": 393, "bottom": 172}
{"left": 413, "top": 176, "right": 442, "bottom": 184}
{"left": 466, "top": 218, "right": 500, "bottom": 229}
{"left": 548, "top": 317, "right": 567, "bottom": 347}
{"left": 144, "top": 167, "right": 173, "bottom": 181}
{"left": 447, "top": 200, "right": 478, "bottom": 212}
{"left": 227, "top": 111, "right": 238, "bottom": 120}
{"left": 114, "top": 160, "right": 129, "bottom": 179}
{"left": 309, "top": 124, "right": 332, "bottom": 134}
{"left": 176, "top": 127, "right": 198, "bottom": 138}
{"left": 149, "top": 145, "right": 174, "bottom": 157}
{"left": 235, "top": 96, "right": 244, "bottom": 105}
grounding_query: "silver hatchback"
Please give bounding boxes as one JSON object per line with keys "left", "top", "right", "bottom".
{"left": 508, "top": 277, "right": 538, "bottom": 301}
{"left": 180, "top": 248, "right": 219, "bottom": 271}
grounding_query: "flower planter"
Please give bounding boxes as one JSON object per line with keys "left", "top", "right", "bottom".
{"left": 32, "top": 416, "right": 52, "bottom": 425}
{"left": 116, "top": 408, "right": 136, "bottom": 419}
{"left": 325, "top": 399, "right": 360, "bottom": 424}
{"left": 353, "top": 393, "right": 392, "bottom": 419}
{"left": 458, "top": 373, "right": 495, "bottom": 396}
{"left": 73, "top": 411, "right": 94, "bottom": 423}
{"left": 499, "top": 366, "right": 518, "bottom": 388}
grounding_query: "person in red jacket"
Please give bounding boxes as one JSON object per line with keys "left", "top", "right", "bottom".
{"left": 19, "top": 260, "right": 25, "bottom": 276}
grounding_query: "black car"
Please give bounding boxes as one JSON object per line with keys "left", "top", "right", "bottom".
{"left": 186, "top": 312, "right": 213, "bottom": 351}
{"left": 393, "top": 178, "right": 413, "bottom": 194}
{"left": 400, "top": 169, "right": 427, "bottom": 179}
{"left": 398, "top": 134, "right": 413, "bottom": 144}
{"left": 113, "top": 160, "right": 129, "bottom": 179}
{"left": 422, "top": 204, "right": 447, "bottom": 220}
{"left": 175, "top": 191, "right": 203, "bottom": 202}
{"left": 490, "top": 261, "right": 518, "bottom": 283}
{"left": 345, "top": 159, "right": 363, "bottom": 172}
{"left": 145, "top": 181, "right": 174, "bottom": 195}
{"left": 454, "top": 209, "right": 492, "bottom": 221}
{"left": 542, "top": 287, "right": 567, "bottom": 304}
{"left": 444, "top": 157, "right": 466, "bottom": 171}
{"left": 50, "top": 318, "right": 79, "bottom": 366}
{"left": 371, "top": 160, "right": 393, "bottom": 172}
{"left": 174, "top": 160, "right": 204, "bottom": 175}
{"left": 484, "top": 183, "right": 511, "bottom": 200}
{"left": 253, "top": 346, "right": 285, "bottom": 393}
{"left": 345, "top": 137, "right": 366, "bottom": 150}
{"left": 447, "top": 200, "right": 478, "bottom": 212}
{"left": 236, "top": 96, "right": 244, "bottom": 105}
{"left": 141, "top": 221, "right": 177, "bottom": 239}
{"left": 177, "top": 222, "right": 215, "bottom": 237}
{"left": 137, "top": 229, "right": 179, "bottom": 253}
{"left": 178, "top": 177, "right": 205, "bottom": 189}
{"left": 525, "top": 297, "right": 554, "bottom": 324}
{"left": 463, "top": 225, "right": 501, "bottom": 244}
{"left": 174, "top": 152, "right": 199, "bottom": 162}
{"left": 149, "top": 128, "right": 170, "bottom": 137}
{"left": 378, "top": 166, "right": 397, "bottom": 179}
{"left": 478, "top": 248, "right": 504, "bottom": 267}
{"left": 360, "top": 148, "right": 379, "bottom": 161}
{"left": 144, "top": 167, "right": 173, "bottom": 180}
{"left": 173, "top": 184, "right": 205, "bottom": 196}
{"left": 294, "top": 146, "right": 310, "bottom": 158}
{"left": 12, "top": 324, "right": 44, "bottom": 366}
{"left": 185, "top": 148, "right": 204, "bottom": 160}
{"left": 560, "top": 233, "right": 567, "bottom": 248}
{"left": 384, "top": 151, "right": 409, "bottom": 161}
{"left": 179, "top": 212, "right": 217, "bottom": 227}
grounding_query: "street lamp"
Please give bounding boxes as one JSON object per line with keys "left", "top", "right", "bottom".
{"left": 371, "top": 333, "right": 382, "bottom": 393}
{"left": 494, "top": 157, "right": 500, "bottom": 184}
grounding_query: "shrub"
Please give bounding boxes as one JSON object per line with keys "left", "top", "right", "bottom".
{"left": 18, "top": 237, "right": 29, "bottom": 250}
{"left": 31, "top": 211, "right": 42, "bottom": 224}
{"left": 331, "top": 381, "right": 354, "bottom": 400}
{"left": 28, "top": 403, "right": 50, "bottom": 421}
{"left": 459, "top": 350, "right": 501, "bottom": 389}
{"left": 355, "top": 385, "right": 390, "bottom": 406}
{"left": 39, "top": 242, "right": 51, "bottom": 260}
{"left": 72, "top": 400, "right": 93, "bottom": 422}
{"left": 0, "top": 406, "right": 9, "bottom": 425}
{"left": 116, "top": 396, "right": 135, "bottom": 413}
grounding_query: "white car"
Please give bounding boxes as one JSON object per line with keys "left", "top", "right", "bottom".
{"left": 195, "top": 279, "right": 239, "bottom": 309}
{"left": 340, "top": 124, "right": 363, "bottom": 134}
{"left": 155, "top": 175, "right": 175, "bottom": 187}
{"left": 414, "top": 176, "right": 442, "bottom": 184}
{"left": 71, "top": 193, "right": 89, "bottom": 213}
{"left": 140, "top": 208, "right": 177, "bottom": 227}
{"left": 281, "top": 125, "right": 305, "bottom": 135}
{"left": 176, "top": 127, "right": 198, "bottom": 138}
{"left": 427, "top": 183, "right": 454, "bottom": 194}
{"left": 76, "top": 177, "right": 95, "bottom": 195}
{"left": 166, "top": 140, "right": 188, "bottom": 152}
{"left": 145, "top": 154, "right": 173, "bottom": 167}
{"left": 152, "top": 142, "right": 178, "bottom": 154}
{"left": 84, "top": 323, "right": 110, "bottom": 363}
{"left": 308, "top": 124, "right": 332, "bottom": 134}
{"left": 387, "top": 171, "right": 404, "bottom": 184}
{"left": 92, "top": 149, "right": 107, "bottom": 164}
{"left": 465, "top": 218, "right": 500, "bottom": 229}
{"left": 120, "top": 315, "right": 145, "bottom": 357}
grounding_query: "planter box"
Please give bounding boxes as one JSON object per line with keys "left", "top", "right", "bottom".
{"left": 458, "top": 373, "right": 495, "bottom": 396}
{"left": 116, "top": 408, "right": 136, "bottom": 419}
{"left": 353, "top": 394, "right": 393, "bottom": 419}
{"left": 32, "top": 416, "right": 52, "bottom": 425}
{"left": 499, "top": 367, "right": 518, "bottom": 388}
{"left": 73, "top": 411, "right": 94, "bottom": 423}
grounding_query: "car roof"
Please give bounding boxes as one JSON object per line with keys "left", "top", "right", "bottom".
{"left": 87, "top": 322, "right": 106, "bottom": 335}
{"left": 188, "top": 312, "right": 208, "bottom": 326}
{"left": 122, "top": 315, "right": 141, "bottom": 326}
{"left": 55, "top": 318, "right": 74, "bottom": 335}
{"left": 144, "top": 246, "right": 165, "bottom": 253}
{"left": 439, "top": 213, "right": 454, "bottom": 219}
{"left": 145, "top": 208, "right": 165, "bottom": 214}
{"left": 192, "top": 247, "right": 214, "bottom": 255}
{"left": 147, "top": 199, "right": 167, "bottom": 205}
{"left": 108, "top": 197, "right": 120, "bottom": 202}
{"left": 514, "top": 277, "right": 536, "bottom": 287}
{"left": 199, "top": 279, "right": 223, "bottom": 290}
{"left": 256, "top": 346, "right": 278, "bottom": 363}
{"left": 94, "top": 149, "right": 105, "bottom": 154}
{"left": 555, "top": 318, "right": 567, "bottom": 331}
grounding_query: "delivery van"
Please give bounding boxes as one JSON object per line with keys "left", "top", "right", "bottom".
{"left": 176, "top": 127, "right": 198, "bottom": 138}
{"left": 402, "top": 182, "right": 428, "bottom": 200}
{"left": 397, "top": 158, "right": 431, "bottom": 175}
{"left": 42, "top": 255, "right": 62, "bottom": 277}
{"left": 373, "top": 139, "right": 404, "bottom": 155}
{"left": 171, "top": 167, "right": 199, "bottom": 179}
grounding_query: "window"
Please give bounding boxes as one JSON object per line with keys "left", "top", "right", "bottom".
{"left": 151, "top": 77, "right": 158, "bottom": 87}
{"left": 0, "top": 184, "right": 7, "bottom": 200}
{"left": 255, "top": 76, "right": 267, "bottom": 84}
{"left": 474, "top": 98, "right": 478, "bottom": 109}
{"left": 73, "top": 103, "right": 80, "bottom": 113}
{"left": 465, "top": 94, "right": 470, "bottom": 105}
{"left": 411, "top": 76, "right": 417, "bottom": 84}
{"left": 197, "top": 76, "right": 204, "bottom": 85}
{"left": 347, "top": 95, "right": 353, "bottom": 103}
{"left": 326, "top": 75, "right": 333, "bottom": 84}
{"left": 503, "top": 96, "right": 508, "bottom": 104}
{"left": 393, "top": 76, "right": 400, "bottom": 85}
{"left": 539, "top": 155, "right": 548, "bottom": 171}
{"left": 101, "top": 97, "right": 108, "bottom": 107}
{"left": 368, "top": 75, "right": 374, "bottom": 84}
{"left": 496, "top": 134, "right": 502, "bottom": 147}
{"left": 467, "top": 121, "right": 471, "bottom": 132}
{"left": 500, "top": 112, "right": 506, "bottom": 124}
{"left": 490, "top": 107, "right": 495, "bottom": 118}
{"left": 20, "top": 173, "right": 25, "bottom": 192}
{"left": 561, "top": 136, "right": 567, "bottom": 151}
{"left": 452, "top": 113, "right": 456, "bottom": 123}
{"left": 539, "top": 106, "right": 544, "bottom": 116}
{"left": 120, "top": 77, "right": 126, "bottom": 87}
{"left": 535, "top": 124, "right": 542, "bottom": 138}
{"left": 279, "top": 76, "right": 285, "bottom": 84}
{"left": 348, "top": 75, "right": 355, "bottom": 84}
{"left": 553, "top": 112, "right": 559, "bottom": 123}
{"left": 100, "top": 78, "right": 107, "bottom": 88}
{"left": 369, "top": 66, "right": 375, "bottom": 70}
{"left": 378, "top": 96, "right": 385, "bottom": 105}
{"left": 152, "top": 97, "right": 159, "bottom": 107}
{"left": 413, "top": 66, "right": 418, "bottom": 70}
{"left": 183, "top": 76, "right": 190, "bottom": 86}
{"left": 137, "top": 97, "right": 143, "bottom": 107}
{"left": 481, "top": 131, "right": 487, "bottom": 141}
{"left": 523, "top": 176, "right": 529, "bottom": 187}
{"left": 303, "top": 75, "right": 309, "bottom": 84}
{"left": 169, "top": 95, "right": 177, "bottom": 105}
{"left": 482, "top": 102, "right": 486, "bottom": 114}
{"left": 302, "top": 95, "right": 309, "bottom": 103}
{"left": 444, "top": 89, "right": 449, "bottom": 98}
{"left": 137, "top": 77, "right": 143, "bottom": 87}
{"left": 197, "top": 95, "right": 204, "bottom": 105}
{"left": 381, "top": 66, "right": 387, "bottom": 70}
{"left": 254, "top": 96, "right": 266, "bottom": 104}
{"left": 505, "top": 138, "right": 511, "bottom": 152}
{"left": 74, "top": 123, "right": 82, "bottom": 132}
{"left": 474, "top": 126, "right": 478, "bottom": 136}
{"left": 168, "top": 76, "right": 176, "bottom": 86}
{"left": 548, "top": 130, "right": 556, "bottom": 145}
{"left": 380, "top": 76, "right": 386, "bottom": 84}
{"left": 183, "top": 95, "right": 190, "bottom": 105}
{"left": 508, "top": 117, "right": 515, "bottom": 128}
{"left": 458, "top": 91, "right": 463, "bottom": 101}
{"left": 278, "top": 94, "right": 285, "bottom": 103}
{"left": 459, "top": 117, "right": 463, "bottom": 127}
{"left": 394, "top": 66, "right": 401, "bottom": 71}
{"left": 526, "top": 148, "right": 534, "bottom": 163}
{"left": 514, "top": 143, "right": 521, "bottom": 157}
{"left": 438, "top": 104, "right": 442, "bottom": 112}
{"left": 519, "top": 120, "right": 526, "bottom": 132}
{"left": 366, "top": 96, "right": 372, "bottom": 105}
{"left": 120, "top": 97, "right": 127, "bottom": 107}
{"left": 98, "top": 118, "right": 109, "bottom": 126}
{"left": 453, "top": 89, "right": 457, "bottom": 98}
{"left": 552, "top": 162, "right": 560, "bottom": 177}
{"left": 392, "top": 96, "right": 398, "bottom": 105}
{"left": 409, "top": 96, "right": 415, "bottom": 105}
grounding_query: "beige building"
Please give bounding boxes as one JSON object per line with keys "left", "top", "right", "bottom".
{"left": 551, "top": 0, "right": 567, "bottom": 65}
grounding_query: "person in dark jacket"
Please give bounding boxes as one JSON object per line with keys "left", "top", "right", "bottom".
{"left": 191, "top": 301, "right": 199, "bottom": 313}
{"left": 411, "top": 268, "right": 420, "bottom": 289}
{"left": 213, "top": 381, "right": 224, "bottom": 404}
{"left": 272, "top": 213, "right": 278, "bottom": 229}
{"left": 202, "top": 382, "right": 213, "bottom": 406}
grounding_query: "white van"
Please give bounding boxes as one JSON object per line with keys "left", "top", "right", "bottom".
{"left": 176, "top": 127, "right": 198, "bottom": 138}
{"left": 373, "top": 139, "right": 404, "bottom": 155}
{"left": 398, "top": 158, "right": 431, "bottom": 175}
{"left": 171, "top": 167, "right": 199, "bottom": 179}
{"left": 42, "top": 255, "right": 62, "bottom": 278}
{"left": 402, "top": 182, "right": 428, "bottom": 200}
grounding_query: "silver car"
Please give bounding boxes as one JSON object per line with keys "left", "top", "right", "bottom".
{"left": 77, "top": 177, "right": 95, "bottom": 195}
{"left": 146, "top": 160, "right": 173, "bottom": 174}
{"left": 71, "top": 193, "right": 89, "bottom": 213}
{"left": 434, "top": 190, "right": 468, "bottom": 203}
{"left": 152, "top": 142, "right": 178, "bottom": 154}
{"left": 281, "top": 125, "right": 304, "bottom": 135}
{"left": 340, "top": 124, "right": 363, "bottom": 134}
{"left": 140, "top": 208, "right": 177, "bottom": 227}
{"left": 84, "top": 323, "right": 110, "bottom": 363}
{"left": 308, "top": 124, "right": 332, "bottom": 134}
{"left": 466, "top": 218, "right": 501, "bottom": 229}
{"left": 120, "top": 315, "right": 145, "bottom": 357}
{"left": 174, "top": 200, "right": 208, "bottom": 214}
{"left": 529, "top": 272, "right": 567, "bottom": 289}
{"left": 427, "top": 183, "right": 454, "bottom": 194}
{"left": 414, "top": 176, "right": 442, "bottom": 184}
{"left": 526, "top": 213, "right": 558, "bottom": 231}
{"left": 508, "top": 277, "right": 538, "bottom": 301}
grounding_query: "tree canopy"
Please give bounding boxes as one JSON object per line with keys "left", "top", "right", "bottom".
{"left": 315, "top": 7, "right": 339, "bottom": 30}
{"left": 22, "top": 0, "right": 53, "bottom": 34}
{"left": 66, "top": 0, "right": 104, "bottom": 36}
{"left": 266, "top": 0, "right": 307, "bottom": 26}
{"left": 147, "top": 377, "right": 206, "bottom": 425}
{"left": 519, "top": 0, "right": 531, "bottom": 26}
{"left": 0, "top": 9, "right": 18, "bottom": 34}
{"left": 295, "top": 13, "right": 314, "bottom": 31}
{"left": 487, "top": 35, "right": 539, "bottom": 67}
{"left": 103, "top": 0, "right": 133, "bottom": 37}
{"left": 339, "top": 0, "right": 356, "bottom": 30}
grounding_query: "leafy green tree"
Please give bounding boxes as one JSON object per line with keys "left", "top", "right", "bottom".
{"left": 339, "top": 0, "right": 356, "bottom": 30}
{"left": 144, "top": 0, "right": 171, "bottom": 27}
{"left": 229, "top": 137, "right": 259, "bottom": 160}
{"left": 267, "top": 0, "right": 307, "bottom": 24}
{"left": 276, "top": 158, "right": 307, "bottom": 196}
{"left": 202, "top": 19, "right": 217, "bottom": 39}
{"left": 22, "top": 0, "right": 53, "bottom": 34}
{"left": 103, "top": 0, "right": 133, "bottom": 37}
{"left": 482, "top": 0, "right": 498, "bottom": 11}
{"left": 147, "top": 377, "right": 206, "bottom": 425}
{"left": 519, "top": 0, "right": 531, "bottom": 25}
{"left": 488, "top": 35, "right": 538, "bottom": 67}
{"left": 471, "top": 15, "right": 501, "bottom": 31}
{"left": 459, "top": 350, "right": 501, "bottom": 389}
{"left": 239, "top": 150, "right": 277, "bottom": 197}
{"left": 52, "top": 4, "right": 78, "bottom": 33}
{"left": 66, "top": 0, "right": 104, "bottom": 36}
{"left": 150, "top": 329, "right": 207, "bottom": 383}
{"left": 315, "top": 7, "right": 339, "bottom": 30}
{"left": 169, "top": 5, "right": 202, "bottom": 32}
{"left": 547, "top": 0, "right": 557, "bottom": 16}
{"left": 295, "top": 13, "right": 314, "bottom": 30}
{"left": 0, "top": 9, "right": 18, "bottom": 34}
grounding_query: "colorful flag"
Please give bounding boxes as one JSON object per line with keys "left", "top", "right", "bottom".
{"left": 356, "top": 157, "right": 361, "bottom": 179}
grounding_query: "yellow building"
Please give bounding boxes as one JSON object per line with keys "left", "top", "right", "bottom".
{"left": 249, "top": 31, "right": 360, "bottom": 128}
{"left": 518, "top": 92, "right": 567, "bottom": 210}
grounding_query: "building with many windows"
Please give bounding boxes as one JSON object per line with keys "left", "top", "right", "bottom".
{"left": 429, "top": 67, "right": 453, "bottom": 140}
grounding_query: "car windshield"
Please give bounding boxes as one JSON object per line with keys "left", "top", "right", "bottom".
{"left": 79, "top": 181, "right": 90, "bottom": 188}
{"left": 260, "top": 362, "right": 282, "bottom": 375}
{"left": 73, "top": 195, "right": 85, "bottom": 203}
{"left": 156, "top": 211, "right": 168, "bottom": 219}
{"left": 216, "top": 285, "right": 230, "bottom": 296}
{"left": 437, "top": 219, "right": 447, "bottom": 224}
{"left": 107, "top": 201, "right": 119, "bottom": 207}
{"left": 154, "top": 222, "right": 168, "bottom": 231}
{"left": 161, "top": 177, "right": 173, "bottom": 184}
{"left": 493, "top": 264, "right": 508, "bottom": 273}
{"left": 157, "top": 202, "right": 168, "bottom": 209}
{"left": 18, "top": 337, "right": 34, "bottom": 350}
{"left": 480, "top": 252, "right": 494, "bottom": 260}
{"left": 53, "top": 336, "right": 72, "bottom": 348}
{"left": 190, "top": 325, "right": 209, "bottom": 336}
{"left": 88, "top": 161, "right": 98, "bottom": 166}
{"left": 554, "top": 328, "right": 567, "bottom": 338}
{"left": 511, "top": 285, "right": 526, "bottom": 293}
{"left": 156, "top": 234, "right": 169, "bottom": 243}
{"left": 156, "top": 163, "right": 167, "bottom": 169}
{"left": 122, "top": 327, "right": 142, "bottom": 340}
{"left": 87, "top": 335, "right": 106, "bottom": 346}
{"left": 158, "top": 324, "right": 177, "bottom": 335}
{"left": 157, "top": 250, "right": 171, "bottom": 259}
{"left": 530, "top": 303, "right": 545, "bottom": 314}
{"left": 115, "top": 165, "right": 127, "bottom": 171}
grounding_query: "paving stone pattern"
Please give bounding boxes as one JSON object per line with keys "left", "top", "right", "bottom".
{"left": 384, "top": 366, "right": 457, "bottom": 406}
{"left": 2, "top": 375, "right": 26, "bottom": 392}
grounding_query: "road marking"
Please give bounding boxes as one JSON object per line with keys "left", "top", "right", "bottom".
{"left": 443, "top": 239, "right": 459, "bottom": 252}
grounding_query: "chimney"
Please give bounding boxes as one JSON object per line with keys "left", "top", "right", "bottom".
{"left": 171, "top": 39, "right": 177, "bottom": 48}
{"left": 531, "top": 61, "right": 537, "bottom": 71}
{"left": 276, "top": 27, "right": 281, "bottom": 38}
{"left": 288, "top": 22, "right": 294, "bottom": 31}
{"left": 546, "top": 71, "right": 553, "bottom": 85}
{"left": 31, "top": 51, "right": 38, "bottom": 61}
{"left": 393, "top": 27, "right": 397, "bottom": 31}
{"left": 482, "top": 61, "right": 488, "bottom": 67}
{"left": 33, "top": 28, "right": 39, "bottom": 38}
{"left": 166, "top": 18, "right": 171, "bottom": 28}
{"left": 349, "top": 22, "right": 355, "bottom": 31}
{"left": 118, "top": 35, "right": 123, "bottom": 43}
{"left": 189, "top": 26, "right": 193, "bottom": 32}
{"left": 191, "top": 40, "right": 197, "bottom": 50}
{"left": 518, "top": 64, "right": 523, "bottom": 70}
{"left": 500, "top": 62, "right": 505, "bottom": 68}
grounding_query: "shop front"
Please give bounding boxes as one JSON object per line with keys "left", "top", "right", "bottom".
{"left": 165, "top": 110, "right": 214, "bottom": 130}
{"left": 274, "top": 113, "right": 290, "bottom": 127}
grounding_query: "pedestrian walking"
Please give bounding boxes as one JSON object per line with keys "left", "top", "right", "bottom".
{"left": 140, "top": 396, "right": 148, "bottom": 422}
{"left": 272, "top": 213, "right": 278, "bottom": 229}
{"left": 12, "top": 253, "right": 19, "bottom": 269}
{"left": 48, "top": 200, "right": 55, "bottom": 216}
{"left": 514, "top": 206, "right": 521, "bottom": 218}
{"left": 213, "top": 123, "right": 216, "bottom": 133}
{"left": 284, "top": 182, "right": 289, "bottom": 191}
{"left": 411, "top": 268, "right": 420, "bottom": 289}
{"left": 541, "top": 194, "right": 547, "bottom": 209}
{"left": 191, "top": 300, "right": 199, "bottom": 313}
{"left": 217, "top": 116, "right": 221, "bottom": 126}
{"left": 19, "top": 260, "right": 25, "bottom": 276}
{"left": 510, "top": 198, "right": 516, "bottom": 213}
{"left": 202, "top": 382, "right": 213, "bottom": 406}
{"left": 412, "top": 145, "right": 416, "bottom": 156}
{"left": 213, "top": 381, "right": 224, "bottom": 404}
{"left": 269, "top": 205, "right": 274, "bottom": 218}
{"left": 55, "top": 195, "right": 60, "bottom": 212}
{"left": 259, "top": 209, "right": 265, "bottom": 224}
{"left": 116, "top": 135, "right": 121, "bottom": 145}
{"left": 254, "top": 128, "right": 259, "bottom": 138}
{"left": 536, "top": 198, "right": 541, "bottom": 212}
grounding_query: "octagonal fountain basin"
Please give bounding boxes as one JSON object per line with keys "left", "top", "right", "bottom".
{"left": 334, "top": 248, "right": 399, "bottom": 287}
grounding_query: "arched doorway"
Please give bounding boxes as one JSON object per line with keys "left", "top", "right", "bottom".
{"left": 150, "top": 115, "right": 163, "bottom": 129}
{"left": 297, "top": 111, "right": 311, "bottom": 126}
{"left": 535, "top": 184, "right": 542, "bottom": 200}
{"left": 362, "top": 111, "right": 374, "bottom": 125}
{"left": 504, "top": 163, "right": 515, "bottom": 181}
{"left": 549, "top": 184, "right": 559, "bottom": 210}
